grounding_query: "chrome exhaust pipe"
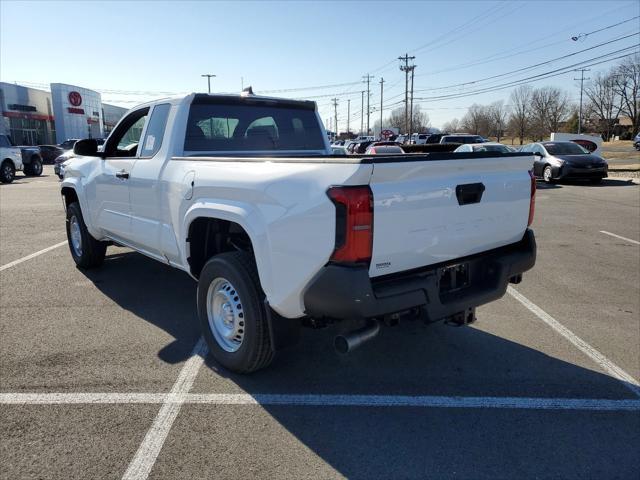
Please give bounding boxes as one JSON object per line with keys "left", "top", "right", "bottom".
{"left": 334, "top": 320, "right": 380, "bottom": 354}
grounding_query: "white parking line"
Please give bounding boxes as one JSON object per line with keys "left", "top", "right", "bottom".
{"left": 0, "top": 241, "right": 67, "bottom": 272}
{"left": 599, "top": 230, "right": 640, "bottom": 245}
{"left": 507, "top": 286, "right": 640, "bottom": 398}
{"left": 121, "top": 338, "right": 207, "bottom": 480}
{"left": 1, "top": 392, "right": 638, "bottom": 411}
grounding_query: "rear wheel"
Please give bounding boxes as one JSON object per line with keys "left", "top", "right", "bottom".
{"left": 197, "top": 251, "right": 273, "bottom": 373}
{"left": 543, "top": 165, "right": 554, "bottom": 183}
{"left": 24, "top": 157, "right": 43, "bottom": 176}
{"left": 65, "top": 202, "right": 107, "bottom": 269}
{"left": 0, "top": 160, "right": 15, "bottom": 184}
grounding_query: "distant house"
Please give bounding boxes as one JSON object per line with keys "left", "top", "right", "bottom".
{"left": 613, "top": 116, "right": 634, "bottom": 137}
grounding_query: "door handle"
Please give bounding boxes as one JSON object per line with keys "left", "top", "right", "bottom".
{"left": 115, "top": 170, "right": 130, "bottom": 180}
{"left": 456, "top": 183, "right": 485, "bottom": 205}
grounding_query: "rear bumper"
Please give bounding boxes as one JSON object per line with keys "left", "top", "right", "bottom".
{"left": 304, "top": 229, "right": 536, "bottom": 321}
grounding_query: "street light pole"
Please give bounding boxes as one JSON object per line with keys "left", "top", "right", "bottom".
{"left": 201, "top": 74, "right": 216, "bottom": 93}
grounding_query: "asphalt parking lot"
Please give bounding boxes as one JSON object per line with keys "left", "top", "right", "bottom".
{"left": 1, "top": 166, "right": 639, "bottom": 479}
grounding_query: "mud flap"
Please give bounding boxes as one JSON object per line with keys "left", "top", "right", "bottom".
{"left": 265, "top": 301, "right": 301, "bottom": 351}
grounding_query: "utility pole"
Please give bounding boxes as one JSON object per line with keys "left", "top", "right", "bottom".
{"left": 379, "top": 77, "right": 385, "bottom": 139}
{"left": 363, "top": 74, "right": 374, "bottom": 135}
{"left": 347, "top": 99, "right": 351, "bottom": 135}
{"left": 360, "top": 90, "right": 365, "bottom": 135}
{"left": 409, "top": 65, "right": 416, "bottom": 138}
{"left": 399, "top": 54, "right": 416, "bottom": 135}
{"left": 332, "top": 98, "right": 339, "bottom": 138}
{"left": 574, "top": 68, "right": 590, "bottom": 134}
{"left": 201, "top": 74, "right": 216, "bottom": 93}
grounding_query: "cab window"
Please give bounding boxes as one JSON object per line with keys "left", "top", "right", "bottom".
{"left": 104, "top": 108, "right": 149, "bottom": 157}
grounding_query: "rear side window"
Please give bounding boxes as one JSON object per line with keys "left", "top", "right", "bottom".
{"left": 184, "top": 102, "right": 325, "bottom": 152}
{"left": 141, "top": 103, "right": 171, "bottom": 157}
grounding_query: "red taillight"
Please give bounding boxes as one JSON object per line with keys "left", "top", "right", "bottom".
{"left": 528, "top": 169, "right": 536, "bottom": 226}
{"left": 327, "top": 186, "right": 373, "bottom": 265}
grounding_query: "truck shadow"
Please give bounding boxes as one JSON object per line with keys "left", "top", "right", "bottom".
{"left": 81, "top": 249, "right": 640, "bottom": 479}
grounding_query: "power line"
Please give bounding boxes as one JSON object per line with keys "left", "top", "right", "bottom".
{"left": 410, "top": 49, "right": 637, "bottom": 103}
{"left": 412, "top": 32, "right": 639, "bottom": 94}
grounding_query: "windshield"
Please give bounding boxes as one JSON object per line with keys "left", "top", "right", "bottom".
{"left": 472, "top": 144, "right": 513, "bottom": 153}
{"left": 543, "top": 142, "right": 589, "bottom": 155}
{"left": 184, "top": 101, "right": 325, "bottom": 152}
{"left": 442, "top": 135, "right": 483, "bottom": 144}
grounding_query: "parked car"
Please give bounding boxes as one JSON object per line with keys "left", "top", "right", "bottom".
{"left": 0, "top": 134, "right": 42, "bottom": 179}
{"left": 396, "top": 134, "right": 410, "bottom": 144}
{"left": 61, "top": 92, "right": 535, "bottom": 373}
{"left": 364, "top": 142, "right": 404, "bottom": 154}
{"left": 634, "top": 131, "right": 640, "bottom": 151}
{"left": 454, "top": 143, "right": 516, "bottom": 153}
{"left": 425, "top": 133, "right": 445, "bottom": 144}
{"left": 54, "top": 151, "right": 75, "bottom": 179}
{"left": 352, "top": 140, "right": 375, "bottom": 154}
{"left": 521, "top": 141, "right": 608, "bottom": 184}
{"left": 440, "top": 134, "right": 485, "bottom": 144}
{"left": 331, "top": 146, "right": 348, "bottom": 155}
{"left": 410, "top": 133, "right": 430, "bottom": 145}
{"left": 0, "top": 134, "right": 24, "bottom": 183}
{"left": 58, "top": 139, "right": 80, "bottom": 150}
{"left": 39, "top": 145, "right": 65, "bottom": 164}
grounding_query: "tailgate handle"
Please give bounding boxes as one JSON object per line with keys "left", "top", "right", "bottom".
{"left": 456, "top": 183, "right": 485, "bottom": 205}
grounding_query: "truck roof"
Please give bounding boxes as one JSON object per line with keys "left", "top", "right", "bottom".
{"left": 132, "top": 93, "right": 317, "bottom": 111}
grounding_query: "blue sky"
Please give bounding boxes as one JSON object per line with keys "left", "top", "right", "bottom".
{"left": 1, "top": 0, "right": 638, "bottom": 129}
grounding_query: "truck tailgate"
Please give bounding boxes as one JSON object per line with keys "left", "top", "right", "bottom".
{"left": 368, "top": 154, "right": 533, "bottom": 277}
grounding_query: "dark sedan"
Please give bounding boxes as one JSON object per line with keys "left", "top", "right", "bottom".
{"left": 38, "top": 145, "right": 65, "bottom": 164}
{"left": 521, "top": 141, "right": 608, "bottom": 184}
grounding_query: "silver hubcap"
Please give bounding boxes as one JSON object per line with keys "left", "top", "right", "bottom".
{"left": 206, "top": 277, "right": 245, "bottom": 352}
{"left": 544, "top": 168, "right": 551, "bottom": 182}
{"left": 69, "top": 215, "right": 83, "bottom": 257}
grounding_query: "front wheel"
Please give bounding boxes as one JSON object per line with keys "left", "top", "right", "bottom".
{"left": 0, "top": 160, "right": 15, "bottom": 183}
{"left": 543, "top": 165, "right": 555, "bottom": 184}
{"left": 589, "top": 177, "right": 603, "bottom": 184}
{"left": 197, "top": 251, "right": 274, "bottom": 373}
{"left": 65, "top": 202, "right": 107, "bottom": 269}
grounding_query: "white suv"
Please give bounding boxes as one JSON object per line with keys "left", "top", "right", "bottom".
{"left": 0, "top": 134, "right": 24, "bottom": 184}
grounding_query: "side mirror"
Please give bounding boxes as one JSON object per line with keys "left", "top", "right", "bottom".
{"left": 533, "top": 152, "right": 544, "bottom": 157}
{"left": 73, "top": 139, "right": 100, "bottom": 157}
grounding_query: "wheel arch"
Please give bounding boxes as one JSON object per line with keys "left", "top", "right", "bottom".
{"left": 182, "top": 204, "right": 273, "bottom": 301}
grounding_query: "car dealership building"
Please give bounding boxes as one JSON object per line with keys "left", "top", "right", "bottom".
{"left": 0, "top": 82, "right": 127, "bottom": 145}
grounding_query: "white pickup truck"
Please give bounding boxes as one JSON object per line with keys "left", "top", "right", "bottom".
{"left": 61, "top": 92, "right": 536, "bottom": 373}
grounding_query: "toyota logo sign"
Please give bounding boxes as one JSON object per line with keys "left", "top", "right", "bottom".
{"left": 68, "top": 91, "right": 82, "bottom": 107}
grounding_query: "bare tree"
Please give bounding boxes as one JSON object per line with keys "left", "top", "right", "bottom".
{"left": 530, "top": 86, "right": 571, "bottom": 140}
{"left": 509, "top": 85, "right": 532, "bottom": 144}
{"left": 386, "top": 105, "right": 430, "bottom": 132}
{"left": 584, "top": 71, "right": 622, "bottom": 140}
{"left": 489, "top": 100, "right": 510, "bottom": 142}
{"left": 612, "top": 54, "right": 640, "bottom": 135}
{"left": 461, "top": 104, "right": 486, "bottom": 135}
{"left": 442, "top": 117, "right": 460, "bottom": 133}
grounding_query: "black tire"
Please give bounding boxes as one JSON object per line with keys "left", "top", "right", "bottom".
{"left": 0, "top": 160, "right": 15, "bottom": 184}
{"left": 24, "top": 157, "right": 43, "bottom": 177}
{"left": 589, "top": 177, "right": 603, "bottom": 184}
{"left": 543, "top": 165, "right": 555, "bottom": 184}
{"left": 65, "top": 202, "right": 107, "bottom": 269}
{"left": 197, "top": 251, "right": 274, "bottom": 373}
